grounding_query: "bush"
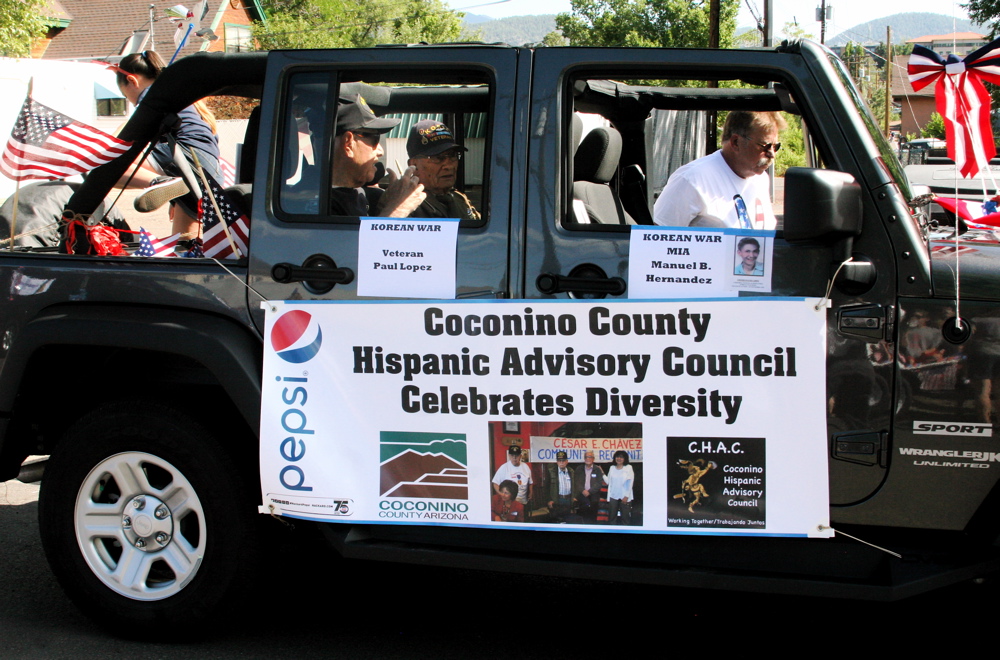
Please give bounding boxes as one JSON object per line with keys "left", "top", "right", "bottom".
{"left": 922, "top": 112, "right": 946, "bottom": 139}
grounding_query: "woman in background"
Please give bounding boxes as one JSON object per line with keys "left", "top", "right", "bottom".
{"left": 115, "top": 50, "right": 220, "bottom": 239}
{"left": 606, "top": 450, "right": 634, "bottom": 525}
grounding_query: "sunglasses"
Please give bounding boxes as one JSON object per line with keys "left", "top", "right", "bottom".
{"left": 421, "top": 150, "right": 462, "bottom": 164}
{"left": 350, "top": 131, "right": 381, "bottom": 146}
{"left": 741, "top": 135, "right": 781, "bottom": 153}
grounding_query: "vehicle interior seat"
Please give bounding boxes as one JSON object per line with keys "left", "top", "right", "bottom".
{"left": 572, "top": 126, "right": 635, "bottom": 225}
{"left": 621, "top": 163, "right": 653, "bottom": 224}
{"left": 221, "top": 105, "right": 261, "bottom": 219}
{"left": 238, "top": 105, "right": 261, "bottom": 185}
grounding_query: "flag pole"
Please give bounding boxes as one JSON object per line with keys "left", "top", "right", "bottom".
{"left": 169, "top": 24, "right": 193, "bottom": 65}
{"left": 190, "top": 149, "right": 240, "bottom": 257}
{"left": 7, "top": 78, "right": 33, "bottom": 252}
{"left": 8, "top": 180, "right": 21, "bottom": 252}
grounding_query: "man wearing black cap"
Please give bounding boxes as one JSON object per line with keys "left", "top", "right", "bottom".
{"left": 330, "top": 94, "right": 425, "bottom": 217}
{"left": 491, "top": 445, "right": 533, "bottom": 506}
{"left": 546, "top": 450, "right": 578, "bottom": 522}
{"left": 406, "top": 119, "right": 480, "bottom": 220}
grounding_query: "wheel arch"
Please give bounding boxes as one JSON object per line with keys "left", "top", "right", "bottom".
{"left": 0, "top": 304, "right": 262, "bottom": 479}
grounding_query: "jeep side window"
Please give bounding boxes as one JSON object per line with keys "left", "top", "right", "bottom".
{"left": 280, "top": 72, "right": 329, "bottom": 216}
{"left": 278, "top": 70, "right": 491, "bottom": 227}
{"left": 563, "top": 76, "right": 826, "bottom": 233}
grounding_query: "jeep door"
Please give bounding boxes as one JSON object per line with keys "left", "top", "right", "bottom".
{"left": 247, "top": 47, "right": 519, "bottom": 331}
{"left": 521, "top": 45, "right": 907, "bottom": 509}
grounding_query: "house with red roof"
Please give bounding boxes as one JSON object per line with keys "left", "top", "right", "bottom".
{"left": 36, "top": 0, "right": 266, "bottom": 61}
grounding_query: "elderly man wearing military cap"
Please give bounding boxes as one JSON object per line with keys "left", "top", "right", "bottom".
{"left": 547, "top": 450, "right": 578, "bottom": 523}
{"left": 406, "top": 119, "right": 481, "bottom": 221}
{"left": 330, "top": 94, "right": 425, "bottom": 217}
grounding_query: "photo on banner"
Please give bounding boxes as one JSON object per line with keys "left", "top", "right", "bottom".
{"left": 488, "top": 421, "right": 643, "bottom": 526}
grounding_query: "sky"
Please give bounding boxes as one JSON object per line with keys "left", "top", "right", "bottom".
{"left": 458, "top": 0, "right": 976, "bottom": 40}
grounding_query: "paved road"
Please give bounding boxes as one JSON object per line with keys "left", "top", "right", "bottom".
{"left": 2, "top": 475, "right": 996, "bottom": 656}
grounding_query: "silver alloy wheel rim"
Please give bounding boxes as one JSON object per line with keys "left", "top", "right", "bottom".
{"left": 74, "top": 452, "right": 206, "bottom": 600}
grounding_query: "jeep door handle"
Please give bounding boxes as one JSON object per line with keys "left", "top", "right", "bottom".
{"left": 271, "top": 254, "right": 354, "bottom": 293}
{"left": 536, "top": 272, "right": 626, "bottom": 296}
{"left": 271, "top": 263, "right": 355, "bottom": 284}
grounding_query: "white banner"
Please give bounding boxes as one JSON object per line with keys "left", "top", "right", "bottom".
{"left": 260, "top": 298, "right": 831, "bottom": 537}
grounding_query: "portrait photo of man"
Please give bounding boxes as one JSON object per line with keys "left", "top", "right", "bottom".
{"left": 734, "top": 236, "right": 764, "bottom": 277}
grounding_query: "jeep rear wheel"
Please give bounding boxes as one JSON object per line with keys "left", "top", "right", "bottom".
{"left": 39, "top": 402, "right": 256, "bottom": 638}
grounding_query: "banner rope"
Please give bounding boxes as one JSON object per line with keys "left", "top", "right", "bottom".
{"left": 819, "top": 525, "right": 903, "bottom": 558}
{"left": 814, "top": 257, "right": 854, "bottom": 311}
{"left": 210, "top": 257, "right": 274, "bottom": 311}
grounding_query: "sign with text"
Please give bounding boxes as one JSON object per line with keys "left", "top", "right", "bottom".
{"left": 628, "top": 227, "right": 774, "bottom": 298}
{"left": 357, "top": 216, "right": 459, "bottom": 299}
{"left": 259, "top": 298, "right": 831, "bottom": 538}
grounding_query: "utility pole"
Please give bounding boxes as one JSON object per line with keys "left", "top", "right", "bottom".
{"left": 710, "top": 0, "right": 719, "bottom": 48}
{"left": 884, "top": 25, "right": 893, "bottom": 138}
{"left": 817, "top": 1, "right": 831, "bottom": 45}
{"left": 764, "top": 0, "right": 772, "bottom": 47}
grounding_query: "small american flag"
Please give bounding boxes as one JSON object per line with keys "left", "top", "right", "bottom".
{"left": 220, "top": 157, "right": 236, "bottom": 187}
{"left": 182, "top": 238, "right": 204, "bottom": 258}
{"left": 198, "top": 171, "right": 249, "bottom": 259}
{"left": 135, "top": 227, "right": 180, "bottom": 257}
{"left": 931, "top": 243, "right": 979, "bottom": 256}
{"left": 1, "top": 96, "right": 131, "bottom": 181}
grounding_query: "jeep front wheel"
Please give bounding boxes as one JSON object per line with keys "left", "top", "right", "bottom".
{"left": 38, "top": 402, "right": 256, "bottom": 637}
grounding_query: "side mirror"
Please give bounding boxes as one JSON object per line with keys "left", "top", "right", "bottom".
{"left": 784, "top": 167, "right": 875, "bottom": 295}
{"left": 783, "top": 167, "right": 862, "bottom": 242}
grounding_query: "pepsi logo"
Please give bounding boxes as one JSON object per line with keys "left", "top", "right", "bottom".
{"left": 272, "top": 310, "right": 323, "bottom": 363}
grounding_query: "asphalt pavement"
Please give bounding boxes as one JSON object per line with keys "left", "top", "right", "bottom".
{"left": 1, "top": 474, "right": 995, "bottom": 656}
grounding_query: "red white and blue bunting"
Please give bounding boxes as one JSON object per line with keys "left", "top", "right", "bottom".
{"left": 908, "top": 38, "right": 1000, "bottom": 178}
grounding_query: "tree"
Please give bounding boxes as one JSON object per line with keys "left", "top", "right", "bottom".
{"left": 253, "top": 0, "right": 468, "bottom": 50}
{"left": 922, "top": 112, "right": 946, "bottom": 139}
{"left": 838, "top": 40, "right": 901, "bottom": 128}
{"left": 555, "top": 0, "right": 739, "bottom": 49}
{"left": 540, "top": 30, "right": 570, "bottom": 47}
{"left": 965, "top": 0, "right": 1000, "bottom": 36}
{"left": 0, "top": 0, "right": 48, "bottom": 57}
{"left": 871, "top": 41, "right": 912, "bottom": 70}
{"left": 781, "top": 21, "right": 814, "bottom": 41}
{"left": 775, "top": 113, "right": 805, "bottom": 176}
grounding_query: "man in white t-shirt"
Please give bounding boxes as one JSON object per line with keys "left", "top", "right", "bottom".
{"left": 492, "top": 445, "right": 533, "bottom": 505}
{"left": 653, "top": 111, "right": 787, "bottom": 229}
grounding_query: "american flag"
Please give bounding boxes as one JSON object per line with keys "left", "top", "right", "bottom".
{"left": 220, "top": 157, "right": 236, "bottom": 187}
{"left": 0, "top": 96, "right": 131, "bottom": 181}
{"left": 198, "top": 171, "right": 249, "bottom": 259}
{"left": 182, "top": 238, "right": 204, "bottom": 258}
{"left": 932, "top": 243, "right": 979, "bottom": 256}
{"left": 934, "top": 196, "right": 1000, "bottom": 226}
{"left": 135, "top": 227, "right": 180, "bottom": 257}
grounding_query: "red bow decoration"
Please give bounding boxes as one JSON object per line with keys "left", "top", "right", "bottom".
{"left": 908, "top": 39, "right": 1000, "bottom": 177}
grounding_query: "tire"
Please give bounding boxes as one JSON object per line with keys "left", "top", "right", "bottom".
{"left": 38, "top": 401, "right": 257, "bottom": 638}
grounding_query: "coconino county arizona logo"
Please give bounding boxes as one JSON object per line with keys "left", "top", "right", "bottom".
{"left": 271, "top": 310, "right": 323, "bottom": 363}
{"left": 380, "top": 431, "right": 468, "bottom": 499}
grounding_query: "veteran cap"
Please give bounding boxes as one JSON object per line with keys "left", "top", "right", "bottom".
{"left": 407, "top": 119, "right": 468, "bottom": 158}
{"left": 336, "top": 94, "right": 400, "bottom": 135}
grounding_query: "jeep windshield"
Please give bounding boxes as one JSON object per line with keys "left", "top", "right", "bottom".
{"left": 826, "top": 48, "right": 915, "bottom": 202}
